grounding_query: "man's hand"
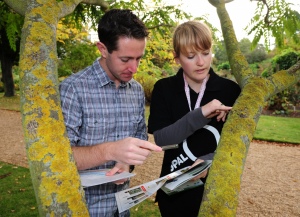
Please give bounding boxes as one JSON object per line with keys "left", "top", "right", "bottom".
{"left": 72, "top": 137, "right": 162, "bottom": 171}
{"left": 106, "top": 162, "right": 129, "bottom": 185}
{"left": 107, "top": 137, "right": 162, "bottom": 165}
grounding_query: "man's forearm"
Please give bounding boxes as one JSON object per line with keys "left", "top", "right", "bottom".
{"left": 72, "top": 143, "right": 111, "bottom": 171}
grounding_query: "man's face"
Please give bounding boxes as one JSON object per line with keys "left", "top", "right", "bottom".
{"left": 99, "top": 37, "right": 146, "bottom": 85}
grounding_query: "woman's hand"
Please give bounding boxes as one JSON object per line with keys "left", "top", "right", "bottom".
{"left": 190, "top": 159, "right": 209, "bottom": 181}
{"left": 201, "top": 99, "right": 232, "bottom": 122}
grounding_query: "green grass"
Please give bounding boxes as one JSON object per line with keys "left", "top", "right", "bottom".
{"left": 253, "top": 115, "right": 300, "bottom": 144}
{"left": 0, "top": 162, "right": 38, "bottom": 217}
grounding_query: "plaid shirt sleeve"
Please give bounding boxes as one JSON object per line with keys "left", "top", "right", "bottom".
{"left": 59, "top": 79, "right": 82, "bottom": 146}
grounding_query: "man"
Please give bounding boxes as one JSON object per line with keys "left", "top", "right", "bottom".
{"left": 59, "top": 9, "right": 162, "bottom": 217}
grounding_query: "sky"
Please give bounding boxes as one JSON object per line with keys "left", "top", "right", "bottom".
{"left": 164, "top": 0, "right": 300, "bottom": 41}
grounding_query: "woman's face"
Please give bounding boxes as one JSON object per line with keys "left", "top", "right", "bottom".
{"left": 175, "top": 48, "right": 212, "bottom": 84}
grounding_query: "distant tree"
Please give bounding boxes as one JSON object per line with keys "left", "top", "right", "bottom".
{"left": 239, "top": 38, "right": 267, "bottom": 64}
{"left": 214, "top": 40, "right": 228, "bottom": 64}
{"left": 56, "top": 20, "right": 99, "bottom": 77}
{"left": 0, "top": 0, "right": 23, "bottom": 97}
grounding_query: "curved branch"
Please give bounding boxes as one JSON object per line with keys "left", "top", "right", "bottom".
{"left": 58, "top": 0, "right": 109, "bottom": 19}
{"left": 267, "top": 60, "right": 300, "bottom": 98}
{"left": 208, "top": 0, "right": 253, "bottom": 87}
{"left": 3, "top": 0, "right": 27, "bottom": 16}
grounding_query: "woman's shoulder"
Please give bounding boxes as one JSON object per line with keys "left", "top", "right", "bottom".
{"left": 155, "top": 73, "right": 182, "bottom": 87}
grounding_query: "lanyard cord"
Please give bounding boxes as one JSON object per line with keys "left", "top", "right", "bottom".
{"left": 183, "top": 74, "right": 208, "bottom": 161}
{"left": 183, "top": 74, "right": 208, "bottom": 111}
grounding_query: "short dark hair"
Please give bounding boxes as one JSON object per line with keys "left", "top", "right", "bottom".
{"left": 97, "top": 9, "right": 149, "bottom": 53}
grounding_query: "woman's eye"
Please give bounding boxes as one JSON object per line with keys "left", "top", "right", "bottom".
{"left": 187, "top": 56, "right": 195, "bottom": 59}
{"left": 203, "top": 51, "right": 210, "bottom": 55}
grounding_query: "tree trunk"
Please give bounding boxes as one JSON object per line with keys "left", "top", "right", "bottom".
{"left": 10, "top": 0, "right": 89, "bottom": 215}
{"left": 0, "top": 28, "right": 16, "bottom": 97}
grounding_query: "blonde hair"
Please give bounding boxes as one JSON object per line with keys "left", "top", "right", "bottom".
{"left": 173, "top": 21, "right": 212, "bottom": 58}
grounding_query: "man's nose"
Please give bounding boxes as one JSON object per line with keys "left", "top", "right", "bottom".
{"left": 128, "top": 60, "right": 139, "bottom": 73}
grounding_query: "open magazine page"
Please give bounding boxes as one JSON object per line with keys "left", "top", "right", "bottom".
{"left": 79, "top": 169, "right": 135, "bottom": 188}
{"left": 162, "top": 160, "right": 212, "bottom": 192}
{"left": 161, "top": 179, "right": 204, "bottom": 195}
{"left": 115, "top": 160, "right": 212, "bottom": 213}
{"left": 115, "top": 176, "right": 167, "bottom": 213}
{"left": 115, "top": 167, "right": 190, "bottom": 213}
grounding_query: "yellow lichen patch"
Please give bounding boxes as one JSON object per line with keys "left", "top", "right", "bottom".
{"left": 50, "top": 156, "right": 70, "bottom": 173}
{"left": 28, "top": 142, "right": 48, "bottom": 161}
{"left": 68, "top": 195, "right": 89, "bottom": 216}
{"left": 39, "top": 175, "right": 57, "bottom": 206}
{"left": 49, "top": 51, "right": 57, "bottom": 60}
{"left": 35, "top": 0, "right": 60, "bottom": 23}
{"left": 30, "top": 22, "right": 54, "bottom": 46}
{"left": 43, "top": 155, "right": 52, "bottom": 164}
{"left": 31, "top": 62, "right": 48, "bottom": 77}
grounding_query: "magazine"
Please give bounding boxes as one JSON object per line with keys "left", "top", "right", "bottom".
{"left": 79, "top": 169, "right": 135, "bottom": 188}
{"left": 115, "top": 160, "right": 212, "bottom": 213}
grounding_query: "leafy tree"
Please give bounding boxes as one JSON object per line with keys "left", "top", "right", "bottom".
{"left": 136, "top": 31, "right": 178, "bottom": 103}
{"left": 56, "top": 20, "right": 99, "bottom": 77}
{"left": 0, "top": 0, "right": 23, "bottom": 97}
{"left": 265, "top": 50, "right": 300, "bottom": 111}
{"left": 246, "top": 0, "right": 300, "bottom": 49}
{"left": 214, "top": 38, "right": 267, "bottom": 65}
{"left": 214, "top": 40, "right": 228, "bottom": 64}
{"left": 239, "top": 38, "right": 267, "bottom": 64}
{"left": 2, "top": 0, "right": 300, "bottom": 216}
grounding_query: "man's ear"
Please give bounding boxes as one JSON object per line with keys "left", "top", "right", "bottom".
{"left": 96, "top": 42, "right": 108, "bottom": 58}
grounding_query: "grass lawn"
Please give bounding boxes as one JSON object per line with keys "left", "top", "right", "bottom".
{"left": 0, "top": 163, "right": 38, "bottom": 217}
{"left": 254, "top": 115, "right": 300, "bottom": 144}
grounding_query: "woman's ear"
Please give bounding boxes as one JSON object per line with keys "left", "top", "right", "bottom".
{"left": 96, "top": 42, "right": 108, "bottom": 58}
{"left": 173, "top": 51, "right": 180, "bottom": 64}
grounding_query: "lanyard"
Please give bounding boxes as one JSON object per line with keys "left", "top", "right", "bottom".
{"left": 183, "top": 74, "right": 208, "bottom": 111}
{"left": 183, "top": 74, "right": 208, "bottom": 161}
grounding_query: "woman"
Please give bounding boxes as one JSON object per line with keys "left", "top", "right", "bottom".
{"left": 148, "top": 21, "right": 241, "bottom": 217}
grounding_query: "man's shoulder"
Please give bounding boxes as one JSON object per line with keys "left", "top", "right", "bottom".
{"left": 60, "top": 65, "right": 94, "bottom": 86}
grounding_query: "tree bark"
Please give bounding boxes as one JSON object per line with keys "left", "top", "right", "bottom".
{"left": 4, "top": 0, "right": 90, "bottom": 215}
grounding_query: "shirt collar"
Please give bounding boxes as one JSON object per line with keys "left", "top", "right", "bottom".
{"left": 92, "top": 58, "right": 132, "bottom": 88}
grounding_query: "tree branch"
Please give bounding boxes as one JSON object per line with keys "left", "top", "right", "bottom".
{"left": 58, "top": 0, "right": 109, "bottom": 19}
{"left": 209, "top": 0, "right": 253, "bottom": 87}
{"left": 3, "top": 0, "right": 27, "bottom": 16}
{"left": 267, "top": 60, "right": 300, "bottom": 98}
